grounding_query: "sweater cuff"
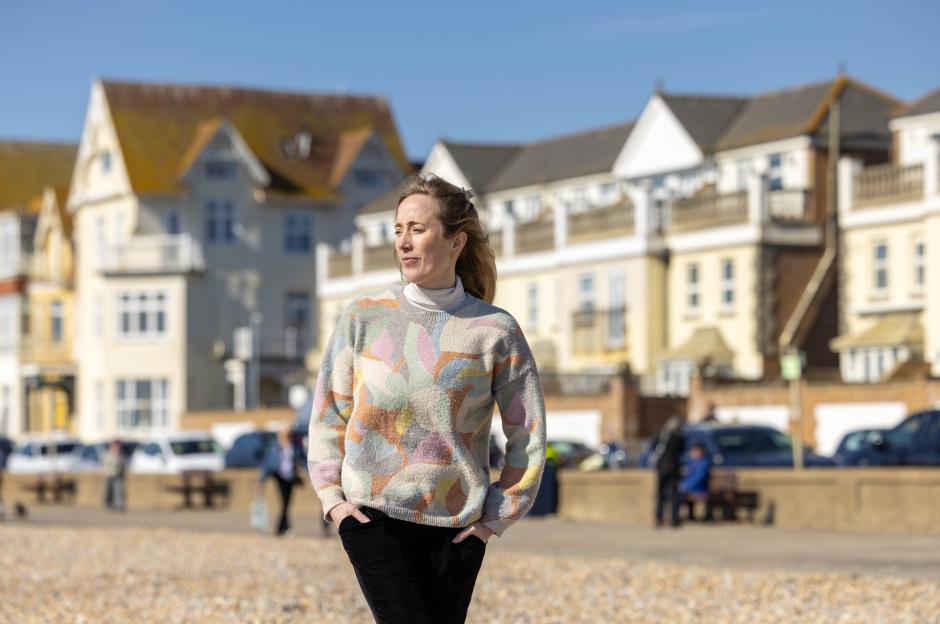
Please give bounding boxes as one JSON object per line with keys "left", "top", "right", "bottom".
{"left": 479, "top": 517, "right": 513, "bottom": 538}
{"left": 317, "top": 487, "right": 347, "bottom": 522}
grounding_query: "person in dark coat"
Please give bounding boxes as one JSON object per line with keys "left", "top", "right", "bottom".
{"left": 257, "top": 427, "right": 304, "bottom": 536}
{"left": 653, "top": 416, "right": 684, "bottom": 528}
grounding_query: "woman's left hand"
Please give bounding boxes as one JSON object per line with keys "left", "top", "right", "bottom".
{"left": 452, "top": 521, "right": 494, "bottom": 544}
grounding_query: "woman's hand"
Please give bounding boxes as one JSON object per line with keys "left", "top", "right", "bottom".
{"left": 328, "top": 501, "right": 370, "bottom": 526}
{"left": 452, "top": 521, "right": 494, "bottom": 544}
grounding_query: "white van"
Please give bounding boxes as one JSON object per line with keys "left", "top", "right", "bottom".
{"left": 6, "top": 437, "right": 82, "bottom": 474}
{"left": 128, "top": 432, "right": 224, "bottom": 474}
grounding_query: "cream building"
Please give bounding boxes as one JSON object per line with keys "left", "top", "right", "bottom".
{"left": 68, "top": 80, "right": 409, "bottom": 441}
{"left": 0, "top": 141, "right": 77, "bottom": 439}
{"left": 833, "top": 86, "right": 940, "bottom": 381}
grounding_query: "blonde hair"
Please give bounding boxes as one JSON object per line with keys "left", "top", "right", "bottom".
{"left": 396, "top": 173, "right": 497, "bottom": 303}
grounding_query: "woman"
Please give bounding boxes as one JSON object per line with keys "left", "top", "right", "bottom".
{"left": 308, "top": 173, "right": 546, "bottom": 624}
{"left": 257, "top": 427, "right": 304, "bottom": 536}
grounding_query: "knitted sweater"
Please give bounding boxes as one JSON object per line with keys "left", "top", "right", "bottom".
{"left": 307, "top": 285, "right": 546, "bottom": 536}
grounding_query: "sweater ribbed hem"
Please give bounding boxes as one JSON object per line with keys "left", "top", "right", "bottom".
{"left": 348, "top": 499, "right": 484, "bottom": 529}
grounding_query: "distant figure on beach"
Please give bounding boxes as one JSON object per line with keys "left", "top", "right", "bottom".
{"left": 652, "top": 416, "right": 684, "bottom": 528}
{"left": 257, "top": 427, "right": 305, "bottom": 536}
{"left": 308, "top": 173, "right": 547, "bottom": 624}
{"left": 103, "top": 440, "right": 127, "bottom": 511}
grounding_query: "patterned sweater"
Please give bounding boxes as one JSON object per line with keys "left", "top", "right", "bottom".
{"left": 307, "top": 286, "right": 546, "bottom": 536}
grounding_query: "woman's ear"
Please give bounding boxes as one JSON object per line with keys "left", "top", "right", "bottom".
{"left": 453, "top": 232, "right": 467, "bottom": 254}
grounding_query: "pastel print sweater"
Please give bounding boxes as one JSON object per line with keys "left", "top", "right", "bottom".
{"left": 307, "top": 286, "right": 546, "bottom": 536}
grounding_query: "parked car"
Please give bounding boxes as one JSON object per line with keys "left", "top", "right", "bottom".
{"left": 546, "top": 439, "right": 595, "bottom": 469}
{"left": 128, "top": 433, "right": 224, "bottom": 474}
{"left": 832, "top": 428, "right": 889, "bottom": 466}
{"left": 6, "top": 437, "right": 82, "bottom": 474}
{"left": 71, "top": 440, "right": 140, "bottom": 472}
{"left": 0, "top": 436, "right": 13, "bottom": 469}
{"left": 839, "top": 410, "right": 940, "bottom": 466}
{"left": 640, "top": 423, "right": 834, "bottom": 469}
{"left": 224, "top": 430, "right": 278, "bottom": 468}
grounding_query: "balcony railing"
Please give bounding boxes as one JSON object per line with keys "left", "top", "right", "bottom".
{"left": 235, "top": 328, "right": 314, "bottom": 361}
{"left": 853, "top": 163, "right": 924, "bottom": 208}
{"left": 571, "top": 307, "right": 627, "bottom": 356}
{"left": 327, "top": 250, "right": 352, "bottom": 278}
{"left": 669, "top": 191, "right": 748, "bottom": 232}
{"left": 363, "top": 243, "right": 396, "bottom": 272}
{"left": 98, "top": 234, "right": 205, "bottom": 275}
{"left": 515, "top": 220, "right": 554, "bottom": 254}
{"left": 768, "top": 189, "right": 814, "bottom": 223}
{"left": 567, "top": 200, "right": 635, "bottom": 242}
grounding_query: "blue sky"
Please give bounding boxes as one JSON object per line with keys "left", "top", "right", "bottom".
{"left": 1, "top": 1, "right": 938, "bottom": 160}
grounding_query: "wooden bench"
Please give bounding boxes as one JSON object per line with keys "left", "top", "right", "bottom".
{"left": 20, "top": 476, "right": 77, "bottom": 504}
{"left": 682, "top": 470, "right": 759, "bottom": 522}
{"left": 164, "top": 470, "right": 230, "bottom": 510}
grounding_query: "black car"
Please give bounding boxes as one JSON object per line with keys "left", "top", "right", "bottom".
{"left": 843, "top": 410, "right": 940, "bottom": 466}
{"left": 832, "top": 428, "right": 889, "bottom": 466}
{"left": 225, "top": 431, "right": 278, "bottom": 468}
{"left": 641, "top": 423, "right": 834, "bottom": 468}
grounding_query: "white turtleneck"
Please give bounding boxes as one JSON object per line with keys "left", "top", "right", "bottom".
{"left": 403, "top": 275, "right": 468, "bottom": 312}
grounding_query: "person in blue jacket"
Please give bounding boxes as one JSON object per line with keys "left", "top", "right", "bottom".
{"left": 257, "top": 427, "right": 305, "bottom": 536}
{"left": 678, "top": 442, "right": 712, "bottom": 522}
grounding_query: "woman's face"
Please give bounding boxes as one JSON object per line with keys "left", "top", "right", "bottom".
{"left": 395, "top": 194, "right": 465, "bottom": 289}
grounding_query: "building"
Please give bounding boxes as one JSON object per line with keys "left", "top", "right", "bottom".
{"left": 68, "top": 79, "right": 409, "bottom": 440}
{"left": 0, "top": 141, "right": 77, "bottom": 438}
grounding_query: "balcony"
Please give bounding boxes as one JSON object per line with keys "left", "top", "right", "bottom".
{"left": 235, "top": 327, "right": 314, "bottom": 362}
{"left": 669, "top": 190, "right": 748, "bottom": 232}
{"left": 515, "top": 220, "right": 554, "bottom": 254}
{"left": 768, "top": 189, "right": 814, "bottom": 223}
{"left": 363, "top": 243, "right": 396, "bottom": 272}
{"left": 571, "top": 307, "right": 627, "bottom": 357}
{"left": 567, "top": 200, "right": 635, "bottom": 243}
{"left": 327, "top": 249, "right": 352, "bottom": 278}
{"left": 853, "top": 163, "right": 924, "bottom": 209}
{"left": 98, "top": 234, "right": 205, "bottom": 275}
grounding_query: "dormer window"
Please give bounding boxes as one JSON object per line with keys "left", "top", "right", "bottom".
{"left": 205, "top": 160, "right": 237, "bottom": 181}
{"left": 281, "top": 131, "right": 313, "bottom": 160}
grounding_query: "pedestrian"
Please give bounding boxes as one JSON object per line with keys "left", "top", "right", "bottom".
{"left": 652, "top": 415, "right": 684, "bottom": 528}
{"left": 678, "top": 442, "right": 712, "bottom": 521}
{"left": 702, "top": 401, "right": 718, "bottom": 422}
{"left": 308, "top": 173, "right": 547, "bottom": 624}
{"left": 102, "top": 440, "right": 126, "bottom": 511}
{"left": 257, "top": 427, "right": 304, "bottom": 536}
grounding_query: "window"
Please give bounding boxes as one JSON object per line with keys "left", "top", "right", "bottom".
{"left": 285, "top": 292, "right": 311, "bottom": 357}
{"left": 872, "top": 241, "right": 888, "bottom": 293}
{"left": 205, "top": 161, "right": 237, "bottom": 180}
{"left": 720, "top": 259, "right": 735, "bottom": 310}
{"left": 116, "top": 379, "right": 169, "bottom": 431}
{"left": 503, "top": 200, "right": 514, "bottom": 216}
{"left": 0, "top": 297, "right": 16, "bottom": 350}
{"left": 95, "top": 381, "right": 104, "bottom": 432}
{"left": 95, "top": 216, "right": 107, "bottom": 267}
{"left": 578, "top": 273, "right": 595, "bottom": 316}
{"left": 284, "top": 212, "right": 312, "bottom": 254}
{"left": 354, "top": 169, "right": 384, "bottom": 187}
{"left": 913, "top": 239, "right": 925, "bottom": 291}
{"left": 600, "top": 183, "right": 616, "bottom": 201}
{"left": 523, "top": 196, "right": 540, "bottom": 220}
{"left": 166, "top": 212, "right": 182, "bottom": 235}
{"left": 51, "top": 300, "right": 63, "bottom": 343}
{"left": 687, "top": 263, "right": 700, "bottom": 313}
{"left": 205, "top": 200, "right": 235, "bottom": 244}
{"left": 93, "top": 295, "right": 104, "bottom": 338}
{"left": 117, "top": 291, "right": 167, "bottom": 339}
{"left": 767, "top": 153, "right": 783, "bottom": 191}
{"left": 100, "top": 151, "right": 112, "bottom": 174}
{"left": 527, "top": 282, "right": 538, "bottom": 327}
{"left": 607, "top": 270, "right": 626, "bottom": 349}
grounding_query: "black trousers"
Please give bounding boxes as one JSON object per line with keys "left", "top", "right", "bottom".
{"left": 274, "top": 475, "right": 294, "bottom": 535}
{"left": 338, "top": 506, "right": 487, "bottom": 624}
{"left": 655, "top": 472, "right": 681, "bottom": 525}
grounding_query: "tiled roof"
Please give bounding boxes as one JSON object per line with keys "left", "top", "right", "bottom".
{"left": 100, "top": 80, "right": 410, "bottom": 198}
{"left": 439, "top": 142, "right": 521, "bottom": 194}
{"left": 486, "top": 122, "right": 634, "bottom": 192}
{"left": 659, "top": 94, "right": 749, "bottom": 152}
{"left": 0, "top": 141, "right": 77, "bottom": 211}
{"left": 894, "top": 86, "right": 940, "bottom": 119}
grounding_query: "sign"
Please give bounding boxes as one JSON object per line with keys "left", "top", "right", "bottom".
{"left": 781, "top": 353, "right": 802, "bottom": 381}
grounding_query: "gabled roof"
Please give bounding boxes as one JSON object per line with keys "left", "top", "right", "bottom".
{"left": 830, "top": 312, "right": 923, "bottom": 351}
{"left": 100, "top": 80, "right": 409, "bottom": 198}
{"left": 659, "top": 327, "right": 734, "bottom": 364}
{"left": 358, "top": 186, "right": 400, "bottom": 216}
{"left": 329, "top": 127, "right": 375, "bottom": 187}
{"left": 894, "top": 86, "right": 940, "bottom": 119}
{"left": 0, "top": 141, "right": 77, "bottom": 211}
{"left": 715, "top": 77, "right": 899, "bottom": 151}
{"left": 658, "top": 93, "right": 749, "bottom": 152}
{"left": 487, "top": 122, "right": 634, "bottom": 192}
{"left": 439, "top": 141, "right": 521, "bottom": 194}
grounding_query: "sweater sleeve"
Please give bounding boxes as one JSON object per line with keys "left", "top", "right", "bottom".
{"left": 307, "top": 307, "right": 356, "bottom": 520}
{"left": 480, "top": 325, "right": 547, "bottom": 537}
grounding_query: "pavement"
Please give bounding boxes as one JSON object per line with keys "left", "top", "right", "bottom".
{"left": 7, "top": 503, "right": 940, "bottom": 580}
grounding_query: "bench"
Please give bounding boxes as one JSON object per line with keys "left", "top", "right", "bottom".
{"left": 682, "top": 470, "right": 759, "bottom": 522}
{"left": 20, "top": 476, "right": 77, "bottom": 504}
{"left": 164, "top": 470, "right": 230, "bottom": 510}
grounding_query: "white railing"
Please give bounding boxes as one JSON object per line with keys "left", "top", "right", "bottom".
{"left": 669, "top": 191, "right": 748, "bottom": 231}
{"left": 853, "top": 163, "right": 924, "bottom": 208}
{"left": 768, "top": 189, "right": 813, "bottom": 222}
{"left": 97, "top": 234, "right": 205, "bottom": 274}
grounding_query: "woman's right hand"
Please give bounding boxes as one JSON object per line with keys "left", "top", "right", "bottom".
{"left": 328, "top": 501, "right": 371, "bottom": 526}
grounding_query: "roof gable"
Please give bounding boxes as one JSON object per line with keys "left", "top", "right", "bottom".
{"left": 0, "top": 141, "right": 77, "bottom": 210}
{"left": 893, "top": 86, "right": 940, "bottom": 119}
{"left": 659, "top": 93, "right": 748, "bottom": 152}
{"left": 438, "top": 142, "right": 520, "bottom": 194}
{"left": 177, "top": 118, "right": 271, "bottom": 187}
{"left": 614, "top": 95, "right": 703, "bottom": 178}
{"left": 100, "top": 80, "right": 410, "bottom": 198}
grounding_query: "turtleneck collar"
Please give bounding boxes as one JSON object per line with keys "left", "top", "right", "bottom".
{"left": 403, "top": 275, "right": 467, "bottom": 312}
